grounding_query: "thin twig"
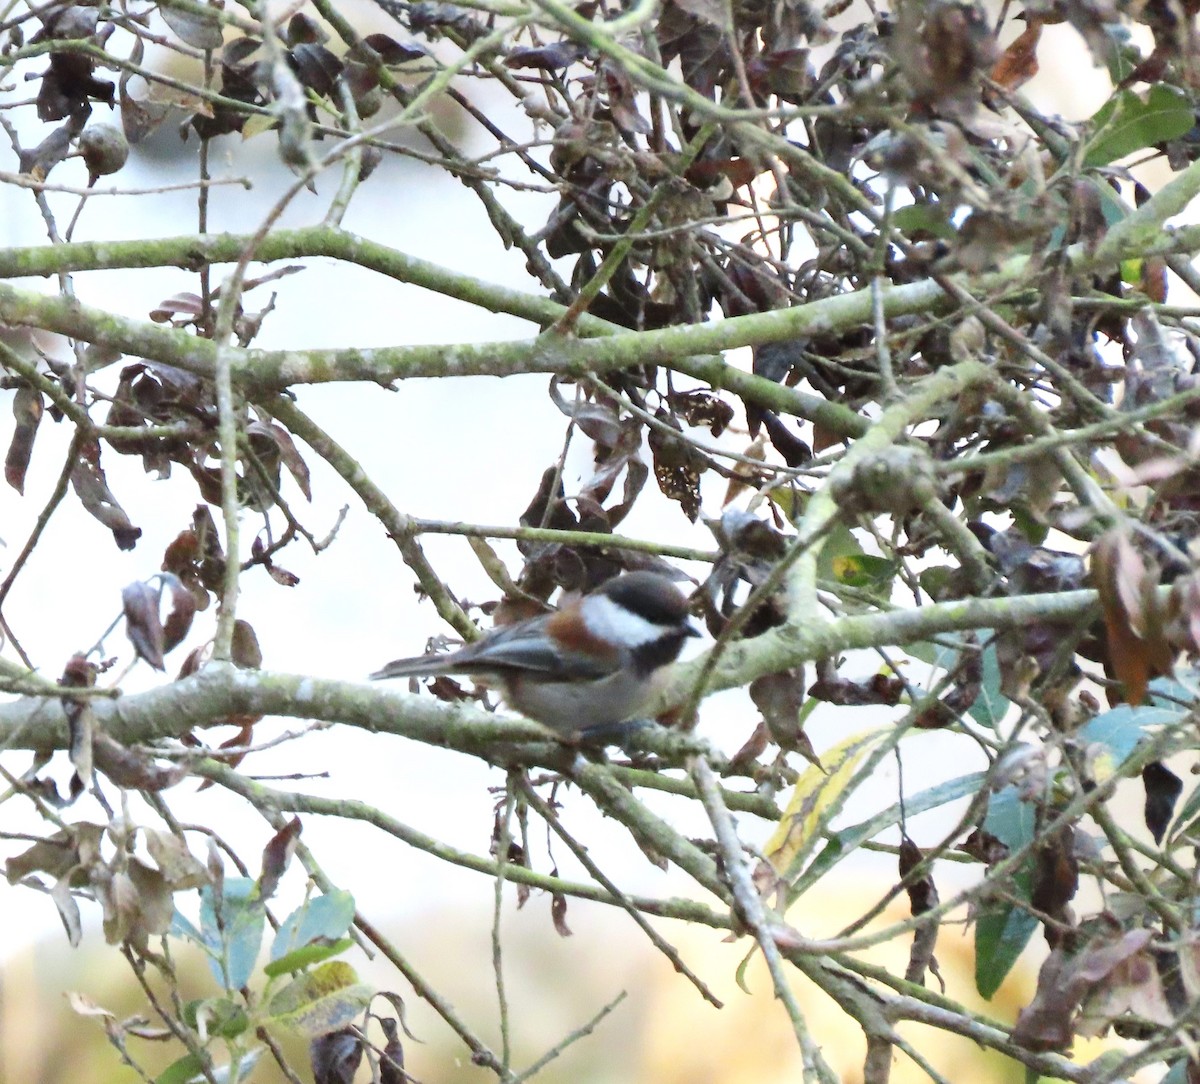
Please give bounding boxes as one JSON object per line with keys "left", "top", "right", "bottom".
{"left": 689, "top": 757, "right": 840, "bottom": 1084}
{"left": 519, "top": 778, "right": 724, "bottom": 1008}
{"left": 510, "top": 990, "right": 628, "bottom": 1084}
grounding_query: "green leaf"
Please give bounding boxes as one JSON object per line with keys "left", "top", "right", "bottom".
{"left": 906, "top": 632, "right": 1009, "bottom": 728}
{"left": 1102, "top": 29, "right": 1139, "bottom": 86}
{"left": 830, "top": 553, "right": 899, "bottom": 590}
{"left": 1010, "top": 505, "right": 1049, "bottom": 544}
{"left": 156, "top": 1054, "right": 207, "bottom": 1084}
{"left": 816, "top": 523, "right": 863, "bottom": 582}
{"left": 266, "top": 960, "right": 372, "bottom": 1038}
{"left": 1084, "top": 84, "right": 1195, "bottom": 167}
{"left": 1172, "top": 781, "right": 1200, "bottom": 835}
{"left": 766, "top": 487, "right": 801, "bottom": 519}
{"left": 734, "top": 946, "right": 756, "bottom": 994}
{"left": 967, "top": 638, "right": 1009, "bottom": 730}
{"left": 1092, "top": 177, "right": 1132, "bottom": 227}
{"left": 917, "top": 565, "right": 955, "bottom": 603}
{"left": 181, "top": 997, "right": 249, "bottom": 1040}
{"left": 975, "top": 883, "right": 1038, "bottom": 1000}
{"left": 975, "top": 787, "right": 1037, "bottom": 999}
{"left": 264, "top": 937, "right": 354, "bottom": 977}
{"left": 199, "top": 878, "right": 265, "bottom": 991}
{"left": 1078, "top": 702, "right": 1179, "bottom": 781}
{"left": 270, "top": 889, "right": 355, "bottom": 961}
{"left": 156, "top": 1051, "right": 264, "bottom": 1084}
{"left": 241, "top": 112, "right": 277, "bottom": 141}
{"left": 1146, "top": 675, "right": 1196, "bottom": 703}
{"left": 792, "top": 769, "right": 987, "bottom": 897}
{"left": 223, "top": 1049, "right": 263, "bottom": 1083}
{"left": 903, "top": 639, "right": 941, "bottom": 666}
{"left": 1120, "top": 257, "right": 1143, "bottom": 285}
{"left": 170, "top": 910, "right": 205, "bottom": 944}
{"left": 892, "top": 202, "right": 955, "bottom": 241}
{"left": 1160, "top": 1059, "right": 1190, "bottom": 1084}
{"left": 983, "top": 784, "right": 1035, "bottom": 856}
{"left": 766, "top": 487, "right": 803, "bottom": 519}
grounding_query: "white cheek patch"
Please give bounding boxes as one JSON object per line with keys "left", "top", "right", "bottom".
{"left": 581, "top": 595, "right": 666, "bottom": 647}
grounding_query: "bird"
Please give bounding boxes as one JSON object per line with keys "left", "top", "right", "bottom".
{"left": 370, "top": 571, "right": 700, "bottom": 738}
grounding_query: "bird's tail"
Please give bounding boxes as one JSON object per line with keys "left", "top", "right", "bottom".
{"left": 369, "top": 655, "right": 455, "bottom": 680}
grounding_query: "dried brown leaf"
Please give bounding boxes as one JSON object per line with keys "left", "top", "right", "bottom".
{"left": 67, "top": 700, "right": 95, "bottom": 792}
{"left": 5, "top": 823, "right": 104, "bottom": 884}
{"left": 668, "top": 389, "right": 735, "bottom": 437}
{"left": 899, "top": 837, "right": 940, "bottom": 987}
{"left": 122, "top": 581, "right": 165, "bottom": 670}
{"left": 721, "top": 435, "right": 768, "bottom": 508}
{"left": 149, "top": 292, "right": 206, "bottom": 325}
{"left": 1092, "top": 529, "right": 1171, "bottom": 704}
{"left": 145, "top": 829, "right": 208, "bottom": 890}
{"left": 354, "top": 33, "right": 427, "bottom": 65}
{"left": 72, "top": 440, "right": 141, "bottom": 549}
{"left": 729, "top": 720, "right": 770, "bottom": 769}
{"left": 120, "top": 88, "right": 171, "bottom": 143}
{"left": 231, "top": 619, "right": 263, "bottom": 669}
{"left": 159, "top": 1, "right": 223, "bottom": 49}
{"left": 310, "top": 1028, "right": 363, "bottom": 1084}
{"left": 92, "top": 732, "right": 187, "bottom": 791}
{"left": 267, "top": 562, "right": 301, "bottom": 587}
{"left": 670, "top": 0, "right": 727, "bottom": 27}
{"left": 990, "top": 17, "right": 1042, "bottom": 90}
{"left": 600, "top": 59, "right": 650, "bottom": 134}
{"left": 648, "top": 410, "right": 704, "bottom": 521}
{"left": 1143, "top": 760, "right": 1183, "bottom": 844}
{"left": 100, "top": 859, "right": 174, "bottom": 945}
{"left": 1031, "top": 827, "right": 1078, "bottom": 947}
{"left": 160, "top": 574, "right": 197, "bottom": 653}
{"left": 259, "top": 816, "right": 301, "bottom": 900}
{"left": 1166, "top": 571, "right": 1200, "bottom": 653}
{"left": 1078, "top": 938, "right": 1173, "bottom": 1037}
{"left": 5, "top": 385, "right": 43, "bottom": 494}
{"left": 52, "top": 876, "right": 83, "bottom": 947}
{"left": 1013, "top": 928, "right": 1153, "bottom": 1051}
{"left": 749, "top": 668, "right": 819, "bottom": 763}
{"left": 194, "top": 718, "right": 260, "bottom": 791}
{"left": 551, "top": 892, "right": 572, "bottom": 937}
{"left": 378, "top": 1017, "right": 405, "bottom": 1084}
{"left": 268, "top": 423, "right": 312, "bottom": 501}
{"left": 66, "top": 991, "right": 116, "bottom": 1019}
{"left": 504, "top": 41, "right": 589, "bottom": 69}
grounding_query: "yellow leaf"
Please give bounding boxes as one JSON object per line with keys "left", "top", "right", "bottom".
{"left": 763, "top": 727, "right": 888, "bottom": 881}
{"left": 1121, "top": 258, "right": 1143, "bottom": 285}
{"left": 1089, "top": 747, "right": 1119, "bottom": 785}
{"left": 242, "top": 112, "right": 277, "bottom": 141}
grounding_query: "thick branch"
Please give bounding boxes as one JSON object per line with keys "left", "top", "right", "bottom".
{"left": 0, "top": 586, "right": 1101, "bottom": 750}
{"left": 4, "top": 222, "right": 1200, "bottom": 440}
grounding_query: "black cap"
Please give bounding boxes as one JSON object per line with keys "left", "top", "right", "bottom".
{"left": 600, "top": 571, "right": 695, "bottom": 630}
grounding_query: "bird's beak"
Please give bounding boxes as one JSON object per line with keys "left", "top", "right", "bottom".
{"left": 685, "top": 621, "right": 702, "bottom": 638}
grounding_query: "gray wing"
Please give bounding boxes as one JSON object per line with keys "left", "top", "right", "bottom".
{"left": 371, "top": 617, "right": 617, "bottom": 681}
{"left": 451, "top": 619, "right": 619, "bottom": 680}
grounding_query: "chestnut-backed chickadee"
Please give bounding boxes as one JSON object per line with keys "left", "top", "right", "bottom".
{"left": 370, "top": 571, "right": 700, "bottom": 738}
